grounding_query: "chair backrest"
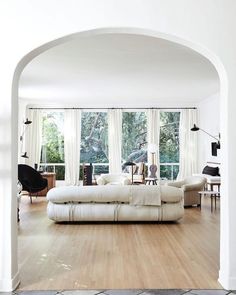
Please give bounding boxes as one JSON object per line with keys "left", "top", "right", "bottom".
{"left": 83, "top": 163, "right": 93, "bottom": 185}
{"left": 185, "top": 176, "right": 207, "bottom": 186}
{"left": 136, "top": 162, "right": 145, "bottom": 175}
{"left": 18, "top": 164, "right": 45, "bottom": 189}
{"left": 127, "top": 162, "right": 145, "bottom": 175}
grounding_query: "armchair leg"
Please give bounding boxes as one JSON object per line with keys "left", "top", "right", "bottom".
{"left": 29, "top": 189, "right": 33, "bottom": 203}
{"left": 17, "top": 208, "right": 20, "bottom": 222}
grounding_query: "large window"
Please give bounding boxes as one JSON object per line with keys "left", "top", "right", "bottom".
{"left": 122, "top": 112, "right": 147, "bottom": 164}
{"left": 80, "top": 112, "right": 108, "bottom": 174}
{"left": 39, "top": 109, "right": 180, "bottom": 180}
{"left": 121, "top": 111, "right": 180, "bottom": 180}
{"left": 160, "top": 111, "right": 180, "bottom": 180}
{"left": 40, "top": 111, "right": 65, "bottom": 180}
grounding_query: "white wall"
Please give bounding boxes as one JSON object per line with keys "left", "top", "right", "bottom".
{"left": 1, "top": 0, "right": 236, "bottom": 291}
{"left": 198, "top": 93, "right": 220, "bottom": 171}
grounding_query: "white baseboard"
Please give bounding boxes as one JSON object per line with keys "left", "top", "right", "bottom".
{"left": 0, "top": 271, "right": 20, "bottom": 292}
{"left": 219, "top": 271, "right": 236, "bottom": 290}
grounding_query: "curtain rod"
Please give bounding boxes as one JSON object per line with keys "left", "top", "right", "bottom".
{"left": 29, "top": 107, "right": 197, "bottom": 110}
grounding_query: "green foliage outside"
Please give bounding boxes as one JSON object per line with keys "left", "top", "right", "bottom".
{"left": 122, "top": 111, "right": 180, "bottom": 178}
{"left": 122, "top": 112, "right": 147, "bottom": 165}
{"left": 40, "top": 111, "right": 180, "bottom": 180}
{"left": 80, "top": 112, "right": 108, "bottom": 174}
{"left": 40, "top": 112, "right": 65, "bottom": 180}
{"left": 160, "top": 112, "right": 180, "bottom": 163}
{"left": 159, "top": 112, "right": 180, "bottom": 179}
{"left": 160, "top": 164, "right": 179, "bottom": 180}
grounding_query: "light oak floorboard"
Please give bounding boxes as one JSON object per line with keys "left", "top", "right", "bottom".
{"left": 18, "top": 195, "right": 221, "bottom": 290}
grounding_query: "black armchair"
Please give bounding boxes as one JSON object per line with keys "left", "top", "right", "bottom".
{"left": 18, "top": 164, "right": 48, "bottom": 203}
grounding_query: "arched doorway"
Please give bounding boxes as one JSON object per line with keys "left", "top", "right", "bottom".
{"left": 12, "top": 28, "right": 227, "bottom": 290}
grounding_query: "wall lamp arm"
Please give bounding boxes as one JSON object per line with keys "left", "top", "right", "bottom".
{"left": 199, "top": 128, "right": 219, "bottom": 142}
{"left": 191, "top": 124, "right": 220, "bottom": 147}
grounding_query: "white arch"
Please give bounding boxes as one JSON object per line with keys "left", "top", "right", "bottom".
{"left": 14, "top": 27, "right": 227, "bottom": 85}
{"left": 12, "top": 27, "right": 228, "bottom": 290}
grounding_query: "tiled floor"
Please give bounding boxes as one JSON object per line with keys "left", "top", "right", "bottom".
{"left": 1, "top": 290, "right": 236, "bottom": 295}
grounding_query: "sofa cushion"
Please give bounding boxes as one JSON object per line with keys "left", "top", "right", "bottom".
{"left": 161, "top": 186, "right": 183, "bottom": 203}
{"left": 47, "top": 202, "right": 184, "bottom": 222}
{"left": 47, "top": 185, "right": 183, "bottom": 204}
{"left": 47, "top": 185, "right": 129, "bottom": 203}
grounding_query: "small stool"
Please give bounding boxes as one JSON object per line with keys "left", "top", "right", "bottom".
{"left": 145, "top": 177, "right": 158, "bottom": 185}
{"left": 198, "top": 190, "right": 220, "bottom": 212}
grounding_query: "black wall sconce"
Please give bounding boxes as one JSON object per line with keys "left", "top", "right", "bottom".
{"left": 191, "top": 124, "right": 220, "bottom": 156}
{"left": 20, "top": 118, "right": 32, "bottom": 158}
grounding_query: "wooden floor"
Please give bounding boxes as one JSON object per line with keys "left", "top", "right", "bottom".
{"left": 18, "top": 195, "right": 221, "bottom": 290}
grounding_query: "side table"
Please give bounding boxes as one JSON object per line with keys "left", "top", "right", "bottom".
{"left": 145, "top": 177, "right": 158, "bottom": 185}
{"left": 37, "top": 172, "right": 56, "bottom": 196}
{"left": 207, "top": 181, "right": 221, "bottom": 195}
{"left": 198, "top": 190, "right": 220, "bottom": 212}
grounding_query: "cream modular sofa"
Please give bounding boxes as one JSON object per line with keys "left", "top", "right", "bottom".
{"left": 47, "top": 185, "right": 184, "bottom": 222}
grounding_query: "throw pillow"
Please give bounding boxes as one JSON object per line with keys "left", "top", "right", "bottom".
{"left": 202, "top": 165, "right": 220, "bottom": 176}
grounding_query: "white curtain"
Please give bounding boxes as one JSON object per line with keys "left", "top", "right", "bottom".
{"left": 64, "top": 109, "right": 81, "bottom": 185}
{"left": 147, "top": 109, "right": 160, "bottom": 178}
{"left": 177, "top": 109, "right": 198, "bottom": 180}
{"left": 25, "top": 109, "right": 42, "bottom": 168}
{"left": 108, "top": 109, "right": 122, "bottom": 174}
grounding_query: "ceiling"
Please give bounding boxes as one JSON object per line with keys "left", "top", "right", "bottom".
{"left": 19, "top": 33, "right": 220, "bottom": 107}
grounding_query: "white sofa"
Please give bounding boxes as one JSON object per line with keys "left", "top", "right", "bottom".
{"left": 47, "top": 185, "right": 184, "bottom": 222}
{"left": 97, "top": 174, "right": 131, "bottom": 185}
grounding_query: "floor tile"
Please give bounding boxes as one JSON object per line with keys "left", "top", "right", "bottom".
{"left": 189, "top": 290, "right": 229, "bottom": 295}
{"left": 141, "top": 290, "right": 188, "bottom": 295}
{"left": 103, "top": 290, "right": 143, "bottom": 295}
{"left": 61, "top": 291, "right": 102, "bottom": 295}
{"left": 16, "top": 291, "right": 58, "bottom": 295}
{"left": 6, "top": 290, "right": 231, "bottom": 295}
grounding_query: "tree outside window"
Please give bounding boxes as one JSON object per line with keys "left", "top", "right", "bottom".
{"left": 40, "top": 110, "right": 180, "bottom": 181}
{"left": 160, "top": 111, "right": 180, "bottom": 180}
{"left": 122, "top": 112, "right": 147, "bottom": 167}
{"left": 40, "top": 111, "right": 65, "bottom": 180}
{"left": 80, "top": 112, "right": 108, "bottom": 174}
